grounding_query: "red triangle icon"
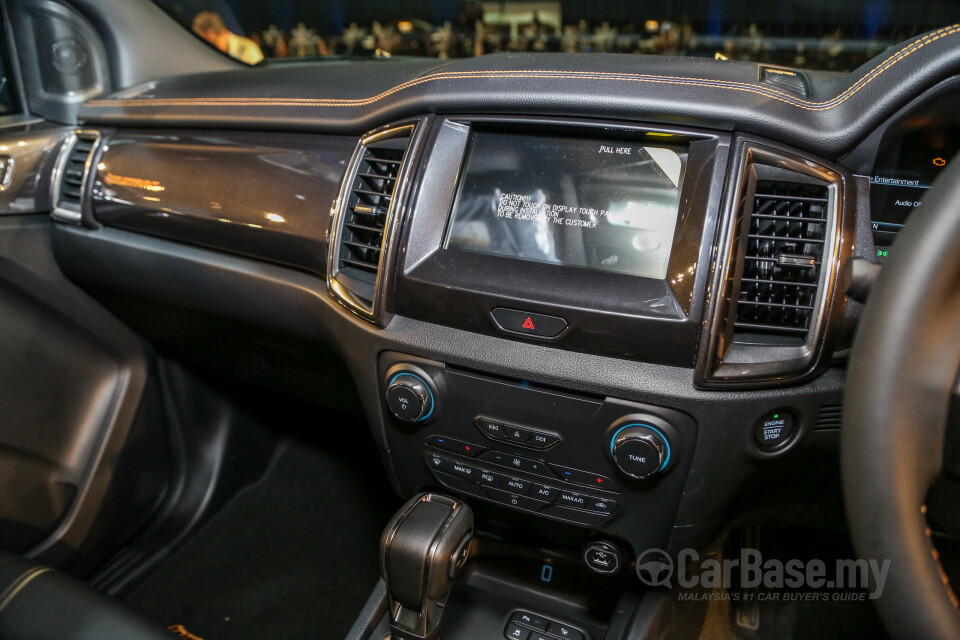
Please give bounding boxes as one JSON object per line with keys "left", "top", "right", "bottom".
{"left": 521, "top": 317, "right": 536, "bottom": 330}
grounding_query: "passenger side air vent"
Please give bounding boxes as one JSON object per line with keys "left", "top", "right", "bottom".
{"left": 53, "top": 131, "right": 100, "bottom": 223}
{"left": 696, "top": 142, "right": 844, "bottom": 388}
{"left": 734, "top": 181, "right": 829, "bottom": 339}
{"left": 328, "top": 124, "right": 416, "bottom": 322}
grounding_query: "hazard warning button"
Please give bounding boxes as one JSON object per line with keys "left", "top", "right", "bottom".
{"left": 490, "top": 308, "right": 568, "bottom": 339}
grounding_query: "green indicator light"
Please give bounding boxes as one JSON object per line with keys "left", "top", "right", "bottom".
{"left": 773, "top": 414, "right": 779, "bottom": 419}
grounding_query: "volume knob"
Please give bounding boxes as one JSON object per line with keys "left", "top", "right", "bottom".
{"left": 386, "top": 373, "right": 434, "bottom": 422}
{"left": 610, "top": 424, "right": 670, "bottom": 479}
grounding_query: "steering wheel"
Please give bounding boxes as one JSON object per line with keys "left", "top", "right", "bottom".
{"left": 843, "top": 158, "right": 960, "bottom": 639}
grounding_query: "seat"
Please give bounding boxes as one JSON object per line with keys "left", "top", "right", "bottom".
{"left": 0, "top": 551, "right": 172, "bottom": 640}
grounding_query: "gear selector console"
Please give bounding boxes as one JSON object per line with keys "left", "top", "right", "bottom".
{"left": 381, "top": 493, "right": 474, "bottom": 640}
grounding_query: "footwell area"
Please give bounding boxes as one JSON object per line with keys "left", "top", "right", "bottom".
{"left": 126, "top": 441, "right": 399, "bottom": 640}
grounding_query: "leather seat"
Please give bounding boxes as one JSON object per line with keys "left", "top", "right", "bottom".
{"left": 0, "top": 551, "right": 172, "bottom": 640}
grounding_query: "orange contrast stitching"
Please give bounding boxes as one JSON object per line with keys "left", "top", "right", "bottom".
{"left": 86, "top": 25, "right": 960, "bottom": 112}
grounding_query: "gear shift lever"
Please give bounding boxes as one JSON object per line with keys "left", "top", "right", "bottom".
{"left": 380, "top": 493, "right": 474, "bottom": 640}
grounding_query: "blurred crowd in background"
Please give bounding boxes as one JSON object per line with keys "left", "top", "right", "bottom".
{"left": 158, "top": 0, "right": 958, "bottom": 71}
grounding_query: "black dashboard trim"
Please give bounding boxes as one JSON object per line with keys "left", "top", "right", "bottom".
{"left": 77, "top": 26, "right": 960, "bottom": 159}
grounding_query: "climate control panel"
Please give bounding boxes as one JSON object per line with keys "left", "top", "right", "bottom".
{"left": 378, "top": 352, "right": 697, "bottom": 554}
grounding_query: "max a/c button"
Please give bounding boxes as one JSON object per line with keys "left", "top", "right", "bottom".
{"left": 491, "top": 308, "right": 567, "bottom": 339}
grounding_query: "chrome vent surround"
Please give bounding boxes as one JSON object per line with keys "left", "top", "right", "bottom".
{"left": 696, "top": 142, "right": 844, "bottom": 388}
{"left": 328, "top": 124, "right": 416, "bottom": 322}
{"left": 734, "top": 181, "right": 829, "bottom": 338}
{"left": 52, "top": 131, "right": 100, "bottom": 224}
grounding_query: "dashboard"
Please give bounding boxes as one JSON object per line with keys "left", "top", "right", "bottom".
{"left": 8, "top": 26, "right": 960, "bottom": 570}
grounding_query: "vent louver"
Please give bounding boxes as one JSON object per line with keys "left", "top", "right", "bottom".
{"left": 734, "top": 181, "right": 829, "bottom": 339}
{"left": 814, "top": 404, "right": 843, "bottom": 430}
{"left": 695, "top": 141, "right": 843, "bottom": 388}
{"left": 329, "top": 124, "right": 415, "bottom": 321}
{"left": 53, "top": 132, "right": 100, "bottom": 223}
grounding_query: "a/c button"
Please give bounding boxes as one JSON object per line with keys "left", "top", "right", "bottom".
{"left": 490, "top": 308, "right": 567, "bottom": 339}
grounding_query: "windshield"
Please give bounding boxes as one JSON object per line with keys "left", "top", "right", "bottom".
{"left": 154, "top": 1, "right": 958, "bottom": 72}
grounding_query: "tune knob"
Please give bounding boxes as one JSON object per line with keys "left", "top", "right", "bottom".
{"left": 610, "top": 424, "right": 670, "bottom": 479}
{"left": 386, "top": 373, "right": 434, "bottom": 422}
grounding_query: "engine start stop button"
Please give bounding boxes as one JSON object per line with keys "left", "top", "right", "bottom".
{"left": 754, "top": 409, "right": 795, "bottom": 448}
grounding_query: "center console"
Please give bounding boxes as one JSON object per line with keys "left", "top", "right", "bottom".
{"left": 326, "top": 114, "right": 851, "bottom": 640}
{"left": 379, "top": 351, "right": 697, "bottom": 564}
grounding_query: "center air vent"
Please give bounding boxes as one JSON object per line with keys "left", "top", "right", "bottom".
{"left": 328, "top": 124, "right": 415, "bottom": 321}
{"left": 734, "top": 181, "right": 829, "bottom": 339}
{"left": 53, "top": 131, "right": 100, "bottom": 223}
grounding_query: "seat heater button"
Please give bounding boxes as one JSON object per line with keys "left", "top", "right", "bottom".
{"left": 505, "top": 623, "right": 531, "bottom": 640}
{"left": 546, "top": 622, "right": 584, "bottom": 640}
{"left": 511, "top": 611, "right": 548, "bottom": 631}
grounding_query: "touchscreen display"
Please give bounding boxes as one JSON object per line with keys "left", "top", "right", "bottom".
{"left": 444, "top": 132, "right": 689, "bottom": 279}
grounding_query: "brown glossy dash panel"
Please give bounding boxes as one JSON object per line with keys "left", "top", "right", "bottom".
{"left": 92, "top": 129, "right": 357, "bottom": 276}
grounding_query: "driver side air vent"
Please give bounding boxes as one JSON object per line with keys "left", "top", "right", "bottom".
{"left": 734, "top": 181, "right": 829, "bottom": 339}
{"left": 696, "top": 141, "right": 844, "bottom": 389}
{"left": 53, "top": 131, "right": 100, "bottom": 223}
{"left": 328, "top": 124, "right": 416, "bottom": 322}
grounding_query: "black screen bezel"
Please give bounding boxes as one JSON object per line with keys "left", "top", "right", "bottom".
{"left": 393, "top": 116, "right": 728, "bottom": 366}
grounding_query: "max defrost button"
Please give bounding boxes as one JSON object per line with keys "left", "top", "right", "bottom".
{"left": 491, "top": 308, "right": 568, "bottom": 339}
